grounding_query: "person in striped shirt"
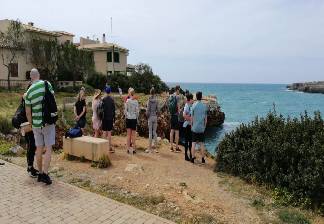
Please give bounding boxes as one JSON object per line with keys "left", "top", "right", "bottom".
{"left": 25, "top": 68, "right": 55, "bottom": 185}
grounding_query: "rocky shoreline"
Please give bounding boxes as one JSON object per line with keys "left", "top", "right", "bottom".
{"left": 287, "top": 81, "right": 324, "bottom": 94}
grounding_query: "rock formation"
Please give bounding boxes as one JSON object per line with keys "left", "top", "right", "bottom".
{"left": 287, "top": 81, "right": 324, "bottom": 94}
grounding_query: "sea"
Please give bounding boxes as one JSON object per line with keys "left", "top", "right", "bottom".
{"left": 169, "top": 83, "right": 324, "bottom": 154}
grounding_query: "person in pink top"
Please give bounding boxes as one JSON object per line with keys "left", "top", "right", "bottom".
{"left": 92, "top": 89, "right": 102, "bottom": 137}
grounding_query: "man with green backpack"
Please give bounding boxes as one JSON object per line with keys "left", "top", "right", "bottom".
{"left": 168, "top": 85, "right": 182, "bottom": 152}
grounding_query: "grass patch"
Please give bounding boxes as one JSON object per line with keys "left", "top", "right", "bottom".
{"left": 189, "top": 213, "right": 219, "bottom": 224}
{"left": 251, "top": 197, "right": 266, "bottom": 210}
{"left": 278, "top": 209, "right": 311, "bottom": 224}
{"left": 0, "top": 140, "right": 15, "bottom": 156}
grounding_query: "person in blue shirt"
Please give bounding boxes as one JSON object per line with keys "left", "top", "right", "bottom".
{"left": 191, "top": 91, "right": 208, "bottom": 164}
{"left": 183, "top": 93, "right": 193, "bottom": 161}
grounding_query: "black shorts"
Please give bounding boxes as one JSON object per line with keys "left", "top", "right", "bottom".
{"left": 170, "top": 115, "right": 179, "bottom": 130}
{"left": 102, "top": 119, "right": 113, "bottom": 131}
{"left": 126, "top": 119, "right": 137, "bottom": 130}
{"left": 192, "top": 132, "right": 205, "bottom": 143}
{"left": 76, "top": 117, "right": 86, "bottom": 128}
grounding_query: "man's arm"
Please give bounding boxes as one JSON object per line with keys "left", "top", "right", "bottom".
{"left": 26, "top": 106, "right": 32, "bottom": 125}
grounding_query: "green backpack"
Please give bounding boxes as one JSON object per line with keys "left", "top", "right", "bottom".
{"left": 168, "top": 95, "right": 178, "bottom": 115}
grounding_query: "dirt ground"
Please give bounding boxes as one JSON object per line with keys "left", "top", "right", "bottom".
{"left": 7, "top": 135, "right": 324, "bottom": 224}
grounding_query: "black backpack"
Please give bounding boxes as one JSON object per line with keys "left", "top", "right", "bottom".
{"left": 97, "top": 99, "right": 104, "bottom": 120}
{"left": 42, "top": 81, "right": 58, "bottom": 126}
{"left": 12, "top": 98, "right": 28, "bottom": 129}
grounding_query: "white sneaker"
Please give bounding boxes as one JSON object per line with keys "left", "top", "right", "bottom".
{"left": 145, "top": 149, "right": 151, "bottom": 153}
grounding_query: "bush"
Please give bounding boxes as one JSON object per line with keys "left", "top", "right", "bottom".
{"left": 57, "top": 83, "right": 94, "bottom": 94}
{"left": 215, "top": 111, "right": 324, "bottom": 210}
{"left": 86, "top": 72, "right": 107, "bottom": 90}
{"left": 0, "top": 115, "right": 12, "bottom": 134}
{"left": 90, "top": 63, "right": 169, "bottom": 94}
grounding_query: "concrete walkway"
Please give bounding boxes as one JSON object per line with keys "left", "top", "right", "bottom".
{"left": 0, "top": 159, "right": 174, "bottom": 224}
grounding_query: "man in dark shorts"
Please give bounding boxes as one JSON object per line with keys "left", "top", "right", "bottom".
{"left": 168, "top": 86, "right": 181, "bottom": 152}
{"left": 191, "top": 91, "right": 208, "bottom": 164}
{"left": 102, "top": 86, "right": 115, "bottom": 152}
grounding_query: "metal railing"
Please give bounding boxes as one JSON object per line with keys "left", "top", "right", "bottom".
{"left": 0, "top": 79, "right": 29, "bottom": 89}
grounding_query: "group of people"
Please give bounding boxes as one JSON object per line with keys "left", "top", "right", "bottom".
{"left": 20, "top": 68, "right": 208, "bottom": 186}
{"left": 168, "top": 86, "right": 208, "bottom": 164}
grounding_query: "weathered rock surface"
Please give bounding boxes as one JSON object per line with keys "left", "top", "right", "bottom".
{"left": 287, "top": 81, "right": 324, "bottom": 94}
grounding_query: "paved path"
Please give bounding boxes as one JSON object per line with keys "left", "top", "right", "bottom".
{"left": 0, "top": 159, "right": 174, "bottom": 224}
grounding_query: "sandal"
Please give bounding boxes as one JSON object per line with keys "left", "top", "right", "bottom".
{"left": 109, "top": 147, "right": 115, "bottom": 153}
{"left": 175, "top": 147, "right": 181, "bottom": 153}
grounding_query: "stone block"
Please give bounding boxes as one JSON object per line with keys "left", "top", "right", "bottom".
{"left": 63, "top": 136, "right": 109, "bottom": 161}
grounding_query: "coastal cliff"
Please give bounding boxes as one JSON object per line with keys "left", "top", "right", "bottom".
{"left": 287, "top": 81, "right": 324, "bottom": 94}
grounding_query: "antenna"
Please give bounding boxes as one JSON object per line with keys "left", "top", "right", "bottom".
{"left": 110, "top": 17, "right": 113, "bottom": 36}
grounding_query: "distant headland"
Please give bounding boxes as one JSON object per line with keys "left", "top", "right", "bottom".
{"left": 287, "top": 81, "right": 324, "bottom": 94}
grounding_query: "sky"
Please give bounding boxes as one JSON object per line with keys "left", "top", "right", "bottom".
{"left": 1, "top": 0, "right": 324, "bottom": 84}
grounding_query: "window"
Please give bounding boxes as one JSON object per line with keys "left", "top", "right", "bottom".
{"left": 107, "top": 52, "right": 112, "bottom": 62}
{"left": 114, "top": 52, "right": 120, "bottom": 63}
{"left": 25, "top": 71, "right": 31, "bottom": 80}
{"left": 9, "top": 63, "right": 18, "bottom": 77}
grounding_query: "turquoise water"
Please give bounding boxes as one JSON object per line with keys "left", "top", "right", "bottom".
{"left": 170, "top": 83, "right": 324, "bottom": 153}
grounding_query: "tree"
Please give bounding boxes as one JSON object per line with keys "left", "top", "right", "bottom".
{"left": 0, "top": 20, "right": 25, "bottom": 91}
{"left": 28, "top": 37, "right": 59, "bottom": 86}
{"left": 59, "top": 42, "right": 94, "bottom": 87}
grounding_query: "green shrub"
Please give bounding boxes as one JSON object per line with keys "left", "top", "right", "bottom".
{"left": 0, "top": 115, "right": 12, "bottom": 134}
{"left": 97, "top": 155, "right": 111, "bottom": 168}
{"left": 86, "top": 72, "right": 107, "bottom": 90}
{"left": 215, "top": 111, "right": 324, "bottom": 210}
{"left": 57, "top": 83, "right": 94, "bottom": 94}
{"left": 278, "top": 209, "right": 310, "bottom": 224}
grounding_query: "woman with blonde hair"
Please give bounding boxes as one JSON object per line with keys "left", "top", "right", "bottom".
{"left": 92, "top": 89, "right": 102, "bottom": 137}
{"left": 74, "top": 87, "right": 87, "bottom": 134}
{"left": 124, "top": 88, "right": 139, "bottom": 154}
{"left": 146, "top": 87, "right": 159, "bottom": 153}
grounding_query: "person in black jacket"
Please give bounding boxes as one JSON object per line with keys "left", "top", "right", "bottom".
{"left": 22, "top": 89, "right": 38, "bottom": 178}
{"left": 102, "top": 86, "right": 115, "bottom": 153}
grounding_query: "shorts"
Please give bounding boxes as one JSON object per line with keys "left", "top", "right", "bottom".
{"left": 32, "top": 124, "right": 56, "bottom": 147}
{"left": 76, "top": 117, "right": 86, "bottom": 128}
{"left": 192, "top": 132, "right": 205, "bottom": 143}
{"left": 102, "top": 119, "right": 113, "bottom": 132}
{"left": 126, "top": 119, "right": 137, "bottom": 130}
{"left": 170, "top": 114, "right": 179, "bottom": 130}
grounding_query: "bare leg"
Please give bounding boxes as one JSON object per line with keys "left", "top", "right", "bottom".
{"left": 127, "top": 129, "right": 131, "bottom": 150}
{"left": 170, "top": 129, "right": 174, "bottom": 150}
{"left": 175, "top": 130, "right": 179, "bottom": 149}
{"left": 200, "top": 142, "right": 206, "bottom": 159}
{"left": 36, "top": 147, "right": 43, "bottom": 173}
{"left": 191, "top": 142, "right": 196, "bottom": 163}
{"left": 131, "top": 130, "right": 136, "bottom": 150}
{"left": 107, "top": 131, "right": 113, "bottom": 151}
{"left": 43, "top": 146, "right": 52, "bottom": 174}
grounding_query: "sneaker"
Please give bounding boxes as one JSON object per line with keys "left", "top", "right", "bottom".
{"left": 37, "top": 173, "right": 44, "bottom": 182}
{"left": 145, "top": 149, "right": 151, "bottom": 153}
{"left": 41, "top": 173, "right": 52, "bottom": 185}
{"left": 27, "top": 167, "right": 39, "bottom": 178}
{"left": 202, "top": 157, "right": 206, "bottom": 164}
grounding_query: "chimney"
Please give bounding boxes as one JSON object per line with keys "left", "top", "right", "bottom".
{"left": 102, "top": 33, "right": 106, "bottom": 43}
{"left": 28, "top": 22, "right": 34, "bottom": 26}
